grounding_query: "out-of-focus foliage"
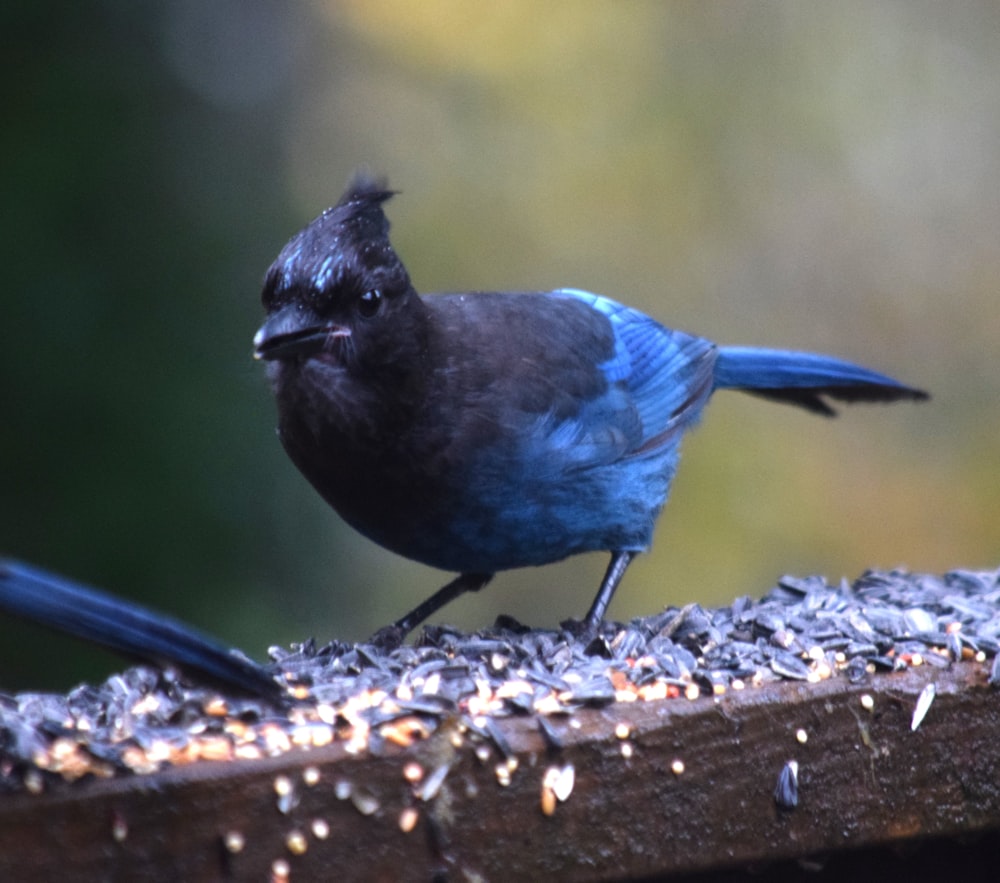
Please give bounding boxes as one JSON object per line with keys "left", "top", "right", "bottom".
{"left": 2, "top": 1, "right": 997, "bottom": 689}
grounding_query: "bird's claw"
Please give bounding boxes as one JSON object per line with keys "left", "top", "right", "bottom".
{"left": 368, "top": 623, "right": 407, "bottom": 651}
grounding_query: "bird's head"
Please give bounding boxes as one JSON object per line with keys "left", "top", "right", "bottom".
{"left": 253, "top": 173, "right": 423, "bottom": 372}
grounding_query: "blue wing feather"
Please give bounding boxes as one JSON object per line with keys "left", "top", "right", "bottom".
{"left": 554, "top": 289, "right": 716, "bottom": 452}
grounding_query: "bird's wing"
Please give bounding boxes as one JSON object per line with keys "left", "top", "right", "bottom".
{"left": 426, "top": 290, "right": 715, "bottom": 479}
{"left": 554, "top": 289, "right": 717, "bottom": 455}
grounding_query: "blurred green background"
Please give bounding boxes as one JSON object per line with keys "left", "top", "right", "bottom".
{"left": 2, "top": 1, "right": 998, "bottom": 691}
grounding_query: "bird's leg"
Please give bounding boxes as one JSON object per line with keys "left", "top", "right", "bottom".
{"left": 583, "top": 551, "right": 636, "bottom": 632}
{"left": 370, "top": 572, "right": 494, "bottom": 649}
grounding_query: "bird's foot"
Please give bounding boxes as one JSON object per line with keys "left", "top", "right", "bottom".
{"left": 559, "top": 616, "right": 591, "bottom": 639}
{"left": 492, "top": 613, "right": 530, "bottom": 634}
{"left": 368, "top": 624, "right": 407, "bottom": 651}
{"left": 560, "top": 617, "right": 613, "bottom": 657}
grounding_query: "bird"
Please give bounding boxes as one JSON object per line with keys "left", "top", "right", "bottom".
{"left": 0, "top": 559, "right": 285, "bottom": 701}
{"left": 253, "top": 173, "right": 928, "bottom": 643}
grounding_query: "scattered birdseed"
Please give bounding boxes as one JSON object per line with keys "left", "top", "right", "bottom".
{"left": 795, "top": 728, "right": 808, "bottom": 745}
{"left": 285, "top": 830, "right": 307, "bottom": 855}
{"left": 110, "top": 812, "right": 128, "bottom": 843}
{"left": 551, "top": 764, "right": 575, "bottom": 801}
{"left": 398, "top": 806, "right": 419, "bottom": 833}
{"left": 273, "top": 776, "right": 297, "bottom": 815}
{"left": 22, "top": 769, "right": 44, "bottom": 794}
{"left": 302, "top": 766, "right": 321, "bottom": 787}
{"left": 911, "top": 682, "right": 936, "bottom": 732}
{"left": 774, "top": 760, "right": 799, "bottom": 809}
{"left": 223, "top": 831, "right": 245, "bottom": 854}
{"left": 416, "top": 763, "right": 450, "bottom": 801}
{"left": 310, "top": 818, "right": 330, "bottom": 840}
{"left": 536, "top": 713, "right": 564, "bottom": 751}
{"left": 614, "top": 722, "right": 631, "bottom": 740}
{"left": 860, "top": 694, "right": 875, "bottom": 711}
{"left": 350, "top": 787, "right": 380, "bottom": 816}
{"left": 495, "top": 763, "right": 512, "bottom": 787}
{"left": 204, "top": 697, "right": 228, "bottom": 716}
{"left": 540, "top": 765, "right": 571, "bottom": 815}
{"left": 2, "top": 568, "right": 998, "bottom": 794}
{"left": 540, "top": 783, "right": 557, "bottom": 817}
{"left": 671, "top": 759, "right": 685, "bottom": 775}
{"left": 620, "top": 742, "right": 634, "bottom": 759}
{"left": 271, "top": 858, "right": 290, "bottom": 882}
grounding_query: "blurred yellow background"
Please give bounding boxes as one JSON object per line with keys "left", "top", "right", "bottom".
{"left": 3, "top": 2, "right": 997, "bottom": 688}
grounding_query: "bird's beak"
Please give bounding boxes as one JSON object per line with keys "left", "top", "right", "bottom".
{"left": 253, "top": 305, "right": 351, "bottom": 361}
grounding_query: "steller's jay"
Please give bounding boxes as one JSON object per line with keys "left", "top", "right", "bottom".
{"left": 253, "top": 173, "right": 928, "bottom": 642}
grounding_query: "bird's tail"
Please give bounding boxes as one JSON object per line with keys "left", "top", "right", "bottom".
{"left": 0, "top": 559, "right": 284, "bottom": 701}
{"left": 713, "top": 346, "right": 928, "bottom": 416}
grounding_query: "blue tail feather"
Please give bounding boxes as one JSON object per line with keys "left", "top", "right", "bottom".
{"left": 714, "top": 347, "right": 928, "bottom": 416}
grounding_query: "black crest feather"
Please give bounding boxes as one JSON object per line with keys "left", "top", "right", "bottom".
{"left": 324, "top": 171, "right": 396, "bottom": 237}
{"left": 339, "top": 170, "right": 395, "bottom": 207}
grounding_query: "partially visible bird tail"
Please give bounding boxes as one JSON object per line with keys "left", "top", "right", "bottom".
{"left": 714, "top": 346, "right": 928, "bottom": 416}
{"left": 0, "top": 559, "right": 284, "bottom": 701}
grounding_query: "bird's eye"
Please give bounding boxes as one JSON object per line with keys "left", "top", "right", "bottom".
{"left": 357, "top": 289, "right": 383, "bottom": 319}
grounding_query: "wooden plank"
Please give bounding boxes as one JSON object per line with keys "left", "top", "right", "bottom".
{"left": 1, "top": 658, "right": 997, "bottom": 881}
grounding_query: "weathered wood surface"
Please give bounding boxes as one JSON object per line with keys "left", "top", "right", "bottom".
{"left": 1, "top": 658, "right": 997, "bottom": 881}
